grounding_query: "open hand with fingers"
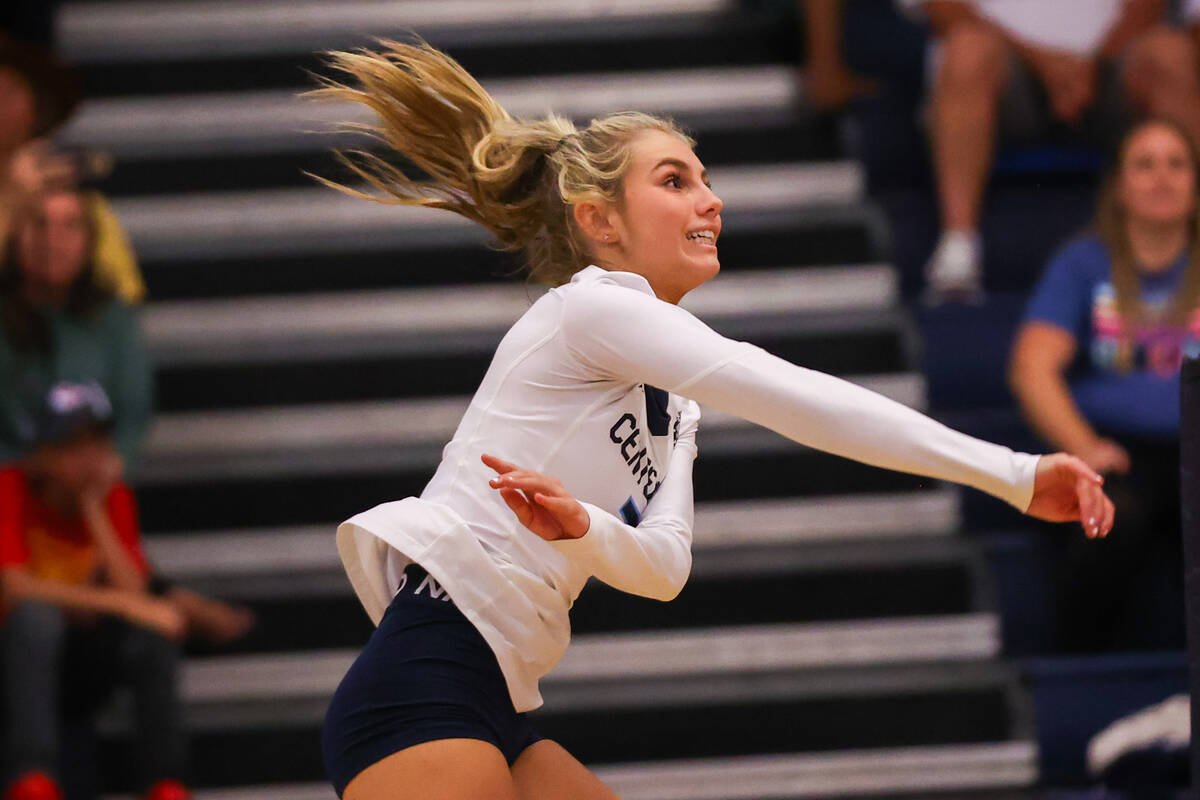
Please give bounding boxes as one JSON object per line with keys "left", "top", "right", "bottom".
{"left": 1026, "top": 453, "right": 1115, "bottom": 539}
{"left": 481, "top": 454, "right": 590, "bottom": 541}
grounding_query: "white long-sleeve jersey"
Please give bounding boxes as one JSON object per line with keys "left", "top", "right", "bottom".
{"left": 337, "top": 265, "right": 1039, "bottom": 712}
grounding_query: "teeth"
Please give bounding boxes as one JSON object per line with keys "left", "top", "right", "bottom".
{"left": 687, "top": 230, "right": 715, "bottom": 242}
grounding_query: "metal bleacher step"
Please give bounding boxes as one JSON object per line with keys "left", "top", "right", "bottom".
{"left": 74, "top": 16, "right": 795, "bottom": 108}
{"left": 94, "top": 619, "right": 1030, "bottom": 791}
{"left": 108, "top": 160, "right": 860, "bottom": 264}
{"left": 65, "top": 0, "right": 818, "bottom": 195}
{"left": 141, "top": 266, "right": 912, "bottom": 414}
{"left": 105, "top": 741, "right": 1038, "bottom": 800}
{"left": 595, "top": 742, "right": 1038, "bottom": 800}
{"left": 64, "top": 0, "right": 740, "bottom": 70}
{"left": 64, "top": 64, "right": 801, "bottom": 162}
{"left": 154, "top": 528, "right": 974, "bottom": 658}
{"left": 139, "top": 372, "right": 923, "bottom": 482}
{"left": 105, "top": 159, "right": 881, "bottom": 299}
{"left": 144, "top": 265, "right": 898, "bottom": 364}
{"left": 95, "top": 118, "right": 837, "bottom": 197}
{"left": 174, "top": 614, "right": 1002, "bottom": 714}
{"left": 133, "top": 436, "right": 938, "bottom": 533}
{"left": 133, "top": 202, "right": 883, "bottom": 299}
{"left": 144, "top": 489, "right": 961, "bottom": 587}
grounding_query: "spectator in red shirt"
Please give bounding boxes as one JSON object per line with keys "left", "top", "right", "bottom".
{"left": 0, "top": 382, "right": 189, "bottom": 800}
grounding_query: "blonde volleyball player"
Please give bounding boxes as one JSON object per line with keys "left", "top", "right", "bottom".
{"left": 318, "top": 42, "right": 1114, "bottom": 800}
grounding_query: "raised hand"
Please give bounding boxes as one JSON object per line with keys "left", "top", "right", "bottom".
{"left": 1026, "top": 453, "right": 1115, "bottom": 539}
{"left": 481, "top": 453, "right": 590, "bottom": 541}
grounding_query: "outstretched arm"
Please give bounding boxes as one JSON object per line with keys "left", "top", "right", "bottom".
{"left": 561, "top": 281, "right": 1114, "bottom": 537}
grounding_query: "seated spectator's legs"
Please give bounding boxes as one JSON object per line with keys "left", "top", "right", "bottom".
{"left": 60, "top": 615, "right": 189, "bottom": 792}
{"left": 928, "top": 23, "right": 1013, "bottom": 300}
{"left": 1047, "top": 439, "right": 1183, "bottom": 653}
{"left": 119, "top": 622, "right": 187, "bottom": 788}
{"left": 1, "top": 600, "right": 65, "bottom": 782}
{"left": 1122, "top": 26, "right": 1200, "bottom": 148}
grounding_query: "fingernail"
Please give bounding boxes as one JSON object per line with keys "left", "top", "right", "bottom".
{"left": 1088, "top": 517, "right": 1095, "bottom": 526}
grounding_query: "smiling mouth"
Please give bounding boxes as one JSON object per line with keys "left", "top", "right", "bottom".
{"left": 686, "top": 230, "right": 717, "bottom": 244}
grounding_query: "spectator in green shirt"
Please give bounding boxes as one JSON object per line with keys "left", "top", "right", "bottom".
{"left": 0, "top": 186, "right": 152, "bottom": 474}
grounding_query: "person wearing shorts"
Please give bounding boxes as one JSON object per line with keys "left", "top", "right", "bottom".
{"left": 316, "top": 41, "right": 1116, "bottom": 800}
{"left": 900, "top": 0, "right": 1200, "bottom": 302}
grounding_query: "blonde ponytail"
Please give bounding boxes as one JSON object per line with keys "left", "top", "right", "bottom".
{"left": 308, "top": 40, "right": 692, "bottom": 285}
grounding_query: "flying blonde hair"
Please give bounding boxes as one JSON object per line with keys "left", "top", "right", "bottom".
{"left": 308, "top": 40, "right": 694, "bottom": 286}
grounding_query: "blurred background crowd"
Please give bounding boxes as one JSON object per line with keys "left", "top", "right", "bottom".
{"left": 0, "top": 1, "right": 1196, "bottom": 798}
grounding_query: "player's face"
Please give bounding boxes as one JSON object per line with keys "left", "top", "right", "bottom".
{"left": 611, "top": 130, "right": 723, "bottom": 303}
{"left": 1119, "top": 123, "right": 1196, "bottom": 231}
{"left": 16, "top": 191, "right": 91, "bottom": 297}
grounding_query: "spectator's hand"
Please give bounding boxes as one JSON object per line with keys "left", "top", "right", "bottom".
{"left": 1026, "top": 453, "right": 1115, "bottom": 539}
{"left": 481, "top": 453, "right": 590, "bottom": 541}
{"left": 118, "top": 593, "right": 187, "bottom": 640}
{"left": 173, "top": 589, "right": 256, "bottom": 645}
{"left": 80, "top": 450, "right": 124, "bottom": 513}
{"left": 806, "top": 62, "right": 877, "bottom": 111}
{"left": 1076, "top": 437, "right": 1131, "bottom": 476}
{"left": 1026, "top": 48, "right": 1096, "bottom": 123}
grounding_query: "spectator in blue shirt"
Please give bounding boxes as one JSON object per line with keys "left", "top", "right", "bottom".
{"left": 1009, "top": 117, "right": 1198, "bottom": 652}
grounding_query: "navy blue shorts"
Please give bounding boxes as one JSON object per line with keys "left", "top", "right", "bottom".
{"left": 322, "top": 564, "right": 543, "bottom": 796}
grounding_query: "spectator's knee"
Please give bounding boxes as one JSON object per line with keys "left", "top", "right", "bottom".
{"left": 121, "top": 624, "right": 180, "bottom": 676}
{"left": 1125, "top": 27, "right": 1200, "bottom": 101}
{"left": 2, "top": 600, "right": 66, "bottom": 655}
{"left": 939, "top": 23, "right": 1011, "bottom": 92}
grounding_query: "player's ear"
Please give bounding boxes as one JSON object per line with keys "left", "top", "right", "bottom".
{"left": 573, "top": 200, "right": 618, "bottom": 247}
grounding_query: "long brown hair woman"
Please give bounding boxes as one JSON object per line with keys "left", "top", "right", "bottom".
{"left": 1009, "top": 117, "right": 1198, "bottom": 651}
{"left": 0, "top": 186, "right": 152, "bottom": 470}
{"left": 318, "top": 42, "right": 1113, "bottom": 799}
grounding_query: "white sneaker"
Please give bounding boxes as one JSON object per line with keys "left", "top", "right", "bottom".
{"left": 1087, "top": 693, "right": 1190, "bottom": 778}
{"left": 923, "top": 230, "right": 984, "bottom": 305}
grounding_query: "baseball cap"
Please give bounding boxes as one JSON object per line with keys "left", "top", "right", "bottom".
{"left": 32, "top": 381, "right": 114, "bottom": 447}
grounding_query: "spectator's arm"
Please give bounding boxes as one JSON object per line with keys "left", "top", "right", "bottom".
{"left": 800, "top": 0, "right": 876, "bottom": 110}
{"left": 1097, "top": 0, "right": 1167, "bottom": 60}
{"left": 83, "top": 493, "right": 148, "bottom": 593}
{"left": 2, "top": 566, "right": 183, "bottom": 638}
{"left": 803, "top": 0, "right": 842, "bottom": 66}
{"left": 1008, "top": 321, "right": 1100, "bottom": 454}
{"left": 3, "top": 564, "right": 127, "bottom": 615}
